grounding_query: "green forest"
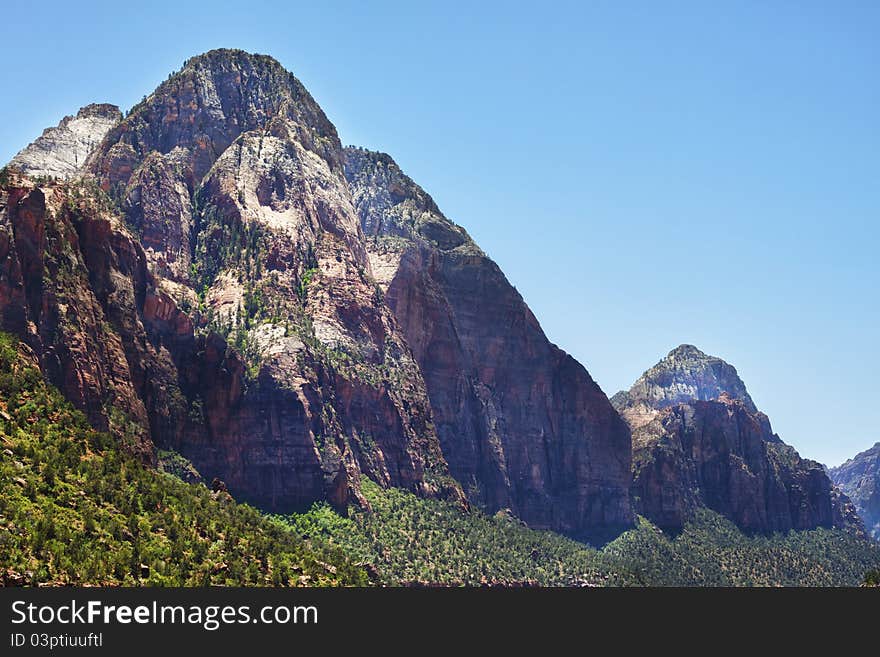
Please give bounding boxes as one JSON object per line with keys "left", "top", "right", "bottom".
{"left": 288, "top": 480, "right": 880, "bottom": 586}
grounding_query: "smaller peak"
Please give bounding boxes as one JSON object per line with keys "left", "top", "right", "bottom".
{"left": 9, "top": 101, "right": 121, "bottom": 180}
{"left": 621, "top": 344, "right": 757, "bottom": 413}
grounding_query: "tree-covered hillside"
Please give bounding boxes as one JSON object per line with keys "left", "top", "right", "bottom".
{"left": 287, "top": 480, "right": 880, "bottom": 587}
{"left": 1, "top": 331, "right": 878, "bottom": 587}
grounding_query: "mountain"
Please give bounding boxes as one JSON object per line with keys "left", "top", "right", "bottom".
{"left": 830, "top": 443, "right": 880, "bottom": 539}
{"left": 2, "top": 49, "right": 877, "bottom": 586}
{"left": 0, "top": 49, "right": 630, "bottom": 538}
{"left": 3, "top": 325, "right": 876, "bottom": 586}
{"left": 610, "top": 344, "right": 756, "bottom": 414}
{"left": 613, "top": 345, "right": 862, "bottom": 534}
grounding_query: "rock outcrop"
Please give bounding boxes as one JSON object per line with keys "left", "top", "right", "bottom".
{"left": 613, "top": 345, "right": 862, "bottom": 534}
{"left": 1, "top": 49, "right": 634, "bottom": 537}
{"left": 830, "top": 443, "right": 880, "bottom": 539}
{"left": 9, "top": 104, "right": 121, "bottom": 180}
{"left": 344, "top": 147, "right": 633, "bottom": 538}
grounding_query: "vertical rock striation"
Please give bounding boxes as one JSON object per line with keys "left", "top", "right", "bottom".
{"left": 344, "top": 147, "right": 633, "bottom": 538}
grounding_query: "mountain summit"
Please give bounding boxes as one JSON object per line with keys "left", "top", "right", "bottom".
{"left": 1, "top": 49, "right": 631, "bottom": 537}
{"left": 611, "top": 344, "right": 756, "bottom": 416}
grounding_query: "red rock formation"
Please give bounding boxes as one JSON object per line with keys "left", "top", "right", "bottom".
{"left": 345, "top": 148, "right": 633, "bottom": 538}
{"left": 0, "top": 177, "right": 154, "bottom": 460}
{"left": 615, "top": 345, "right": 862, "bottom": 533}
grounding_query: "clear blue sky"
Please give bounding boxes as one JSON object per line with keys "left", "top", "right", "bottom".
{"left": 2, "top": 1, "right": 877, "bottom": 466}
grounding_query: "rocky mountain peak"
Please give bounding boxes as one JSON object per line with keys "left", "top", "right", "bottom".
{"left": 667, "top": 343, "right": 708, "bottom": 360}
{"left": 92, "top": 49, "right": 342, "bottom": 186}
{"left": 613, "top": 344, "right": 757, "bottom": 414}
{"left": 2, "top": 49, "right": 631, "bottom": 538}
{"left": 617, "top": 345, "right": 861, "bottom": 534}
{"left": 184, "top": 47, "right": 285, "bottom": 72}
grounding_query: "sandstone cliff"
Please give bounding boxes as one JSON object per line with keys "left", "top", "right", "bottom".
{"left": 613, "top": 345, "right": 861, "bottom": 534}
{"left": 344, "top": 147, "right": 633, "bottom": 538}
{"left": 2, "top": 50, "right": 459, "bottom": 512}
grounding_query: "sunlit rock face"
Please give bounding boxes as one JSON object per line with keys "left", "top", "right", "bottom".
{"left": 2, "top": 50, "right": 460, "bottom": 514}
{"left": 1, "top": 49, "right": 636, "bottom": 539}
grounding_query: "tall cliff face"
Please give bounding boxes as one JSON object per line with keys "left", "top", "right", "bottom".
{"left": 830, "top": 443, "right": 880, "bottom": 539}
{"left": 0, "top": 177, "right": 156, "bottom": 462}
{"left": 613, "top": 345, "right": 861, "bottom": 534}
{"left": 1, "top": 49, "right": 633, "bottom": 537}
{"left": 344, "top": 148, "right": 633, "bottom": 537}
